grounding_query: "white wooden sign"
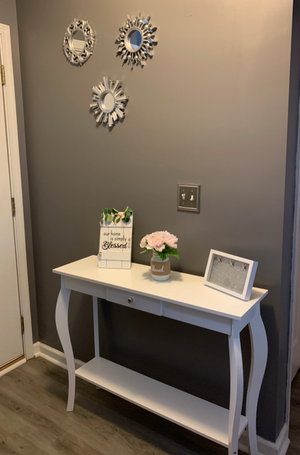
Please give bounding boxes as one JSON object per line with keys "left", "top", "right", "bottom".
{"left": 98, "top": 208, "right": 133, "bottom": 269}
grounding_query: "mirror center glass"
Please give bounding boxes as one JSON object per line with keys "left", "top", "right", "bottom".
{"left": 100, "top": 93, "right": 115, "bottom": 112}
{"left": 72, "top": 30, "right": 85, "bottom": 54}
{"left": 126, "top": 29, "right": 142, "bottom": 51}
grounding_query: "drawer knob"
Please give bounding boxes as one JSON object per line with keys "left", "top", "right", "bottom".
{"left": 127, "top": 297, "right": 133, "bottom": 304}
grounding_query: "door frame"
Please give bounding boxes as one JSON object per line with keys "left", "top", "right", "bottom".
{"left": 0, "top": 23, "right": 33, "bottom": 360}
{"left": 286, "top": 102, "right": 300, "bottom": 439}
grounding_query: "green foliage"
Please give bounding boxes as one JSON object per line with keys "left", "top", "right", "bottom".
{"left": 101, "top": 206, "right": 133, "bottom": 224}
{"left": 140, "top": 245, "right": 180, "bottom": 261}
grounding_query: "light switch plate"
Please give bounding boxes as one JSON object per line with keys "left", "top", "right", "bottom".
{"left": 177, "top": 184, "right": 200, "bottom": 212}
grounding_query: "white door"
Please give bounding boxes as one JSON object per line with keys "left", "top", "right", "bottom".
{"left": 0, "top": 51, "right": 23, "bottom": 368}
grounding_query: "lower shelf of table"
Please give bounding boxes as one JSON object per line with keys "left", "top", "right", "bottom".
{"left": 76, "top": 357, "right": 248, "bottom": 447}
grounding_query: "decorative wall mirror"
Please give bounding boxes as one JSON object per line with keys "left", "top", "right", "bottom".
{"left": 63, "top": 19, "right": 96, "bottom": 66}
{"left": 90, "top": 77, "right": 128, "bottom": 128}
{"left": 116, "top": 13, "right": 157, "bottom": 68}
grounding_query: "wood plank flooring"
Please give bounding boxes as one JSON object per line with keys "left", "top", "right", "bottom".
{"left": 0, "top": 357, "right": 298, "bottom": 455}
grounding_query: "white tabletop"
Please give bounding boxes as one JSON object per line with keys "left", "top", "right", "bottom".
{"left": 53, "top": 255, "right": 268, "bottom": 321}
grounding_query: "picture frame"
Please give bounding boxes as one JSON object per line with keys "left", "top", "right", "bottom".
{"left": 203, "top": 249, "right": 258, "bottom": 300}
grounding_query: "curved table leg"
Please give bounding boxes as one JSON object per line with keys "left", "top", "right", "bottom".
{"left": 246, "top": 304, "right": 268, "bottom": 455}
{"left": 93, "top": 296, "right": 101, "bottom": 390}
{"left": 55, "top": 276, "right": 75, "bottom": 412}
{"left": 228, "top": 325, "right": 243, "bottom": 455}
{"left": 93, "top": 296, "right": 100, "bottom": 357}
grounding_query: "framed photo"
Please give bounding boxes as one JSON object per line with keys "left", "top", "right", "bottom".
{"left": 203, "top": 249, "right": 258, "bottom": 300}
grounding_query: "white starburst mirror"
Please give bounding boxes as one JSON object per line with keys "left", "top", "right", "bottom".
{"left": 90, "top": 77, "right": 128, "bottom": 128}
{"left": 116, "top": 13, "right": 158, "bottom": 68}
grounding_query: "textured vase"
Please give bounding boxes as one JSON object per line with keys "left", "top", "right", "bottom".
{"left": 150, "top": 251, "right": 170, "bottom": 281}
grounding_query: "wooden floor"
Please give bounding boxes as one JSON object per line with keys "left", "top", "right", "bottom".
{"left": 0, "top": 357, "right": 298, "bottom": 455}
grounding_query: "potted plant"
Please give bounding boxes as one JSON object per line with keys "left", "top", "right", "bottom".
{"left": 140, "top": 231, "right": 179, "bottom": 281}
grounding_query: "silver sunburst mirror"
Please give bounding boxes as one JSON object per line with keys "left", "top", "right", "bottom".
{"left": 63, "top": 19, "right": 96, "bottom": 66}
{"left": 90, "top": 77, "right": 128, "bottom": 128}
{"left": 116, "top": 13, "right": 157, "bottom": 68}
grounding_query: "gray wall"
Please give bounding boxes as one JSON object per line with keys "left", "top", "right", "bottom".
{"left": 0, "top": 0, "right": 38, "bottom": 342}
{"left": 16, "top": 0, "right": 297, "bottom": 442}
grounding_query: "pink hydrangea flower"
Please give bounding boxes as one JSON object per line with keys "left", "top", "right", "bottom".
{"left": 140, "top": 230, "right": 179, "bottom": 260}
{"left": 162, "top": 231, "right": 178, "bottom": 249}
{"left": 140, "top": 236, "right": 148, "bottom": 249}
{"left": 147, "top": 231, "right": 166, "bottom": 252}
{"left": 140, "top": 231, "right": 178, "bottom": 251}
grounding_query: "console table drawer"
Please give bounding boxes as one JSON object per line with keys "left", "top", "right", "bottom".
{"left": 107, "top": 288, "right": 161, "bottom": 315}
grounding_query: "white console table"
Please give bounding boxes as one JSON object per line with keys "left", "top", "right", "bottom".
{"left": 53, "top": 255, "right": 268, "bottom": 455}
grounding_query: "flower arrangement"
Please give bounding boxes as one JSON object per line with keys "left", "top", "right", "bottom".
{"left": 140, "top": 231, "right": 180, "bottom": 261}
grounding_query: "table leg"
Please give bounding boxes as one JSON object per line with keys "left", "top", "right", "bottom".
{"left": 55, "top": 277, "right": 75, "bottom": 412}
{"left": 246, "top": 305, "right": 268, "bottom": 455}
{"left": 93, "top": 296, "right": 100, "bottom": 357}
{"left": 92, "top": 296, "right": 101, "bottom": 390}
{"left": 228, "top": 326, "right": 243, "bottom": 455}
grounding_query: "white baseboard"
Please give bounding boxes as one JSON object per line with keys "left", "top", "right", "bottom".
{"left": 0, "top": 357, "right": 26, "bottom": 377}
{"left": 33, "top": 341, "right": 84, "bottom": 370}
{"left": 33, "top": 342, "right": 290, "bottom": 455}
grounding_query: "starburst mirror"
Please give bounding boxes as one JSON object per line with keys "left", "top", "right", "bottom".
{"left": 90, "top": 77, "right": 128, "bottom": 128}
{"left": 116, "top": 13, "right": 157, "bottom": 68}
{"left": 63, "top": 19, "right": 96, "bottom": 66}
